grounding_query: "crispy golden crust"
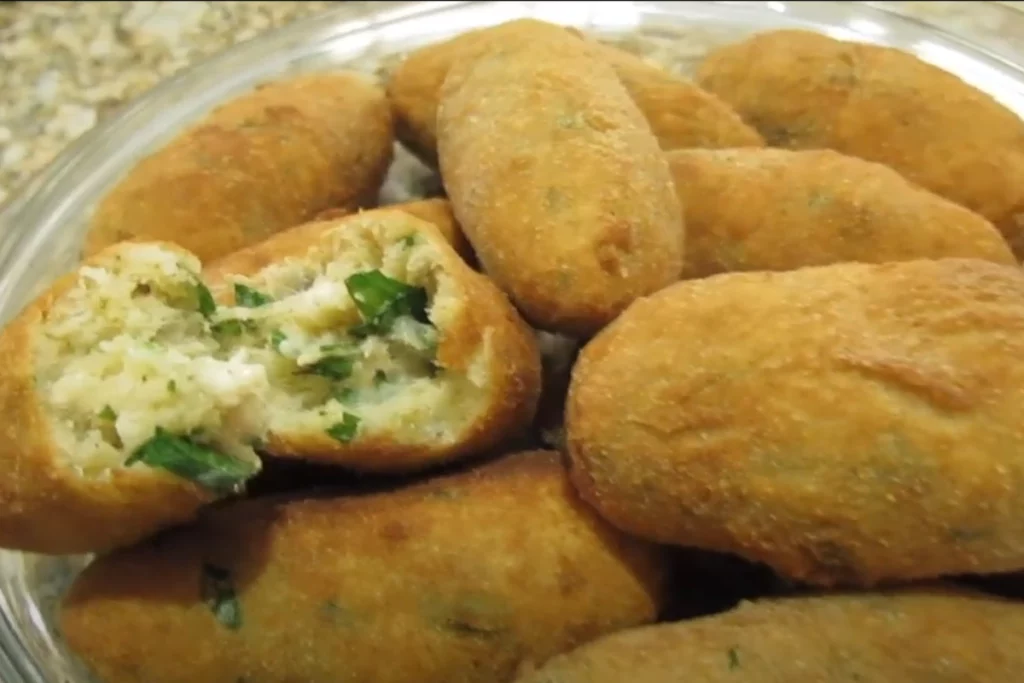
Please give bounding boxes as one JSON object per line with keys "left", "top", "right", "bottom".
{"left": 586, "top": 39, "right": 764, "bottom": 151}
{"left": 695, "top": 29, "right": 1024, "bottom": 257}
{"left": 567, "top": 258, "right": 1024, "bottom": 585}
{"left": 85, "top": 72, "right": 394, "bottom": 263}
{"left": 206, "top": 201, "right": 471, "bottom": 278}
{"left": 308, "top": 199, "right": 475, "bottom": 266}
{"left": 0, "top": 243, "right": 212, "bottom": 555}
{"left": 515, "top": 588, "right": 1024, "bottom": 683}
{"left": 208, "top": 211, "right": 542, "bottom": 472}
{"left": 387, "top": 19, "right": 761, "bottom": 165}
{"left": 437, "top": 22, "right": 682, "bottom": 336}
{"left": 667, "top": 148, "right": 1016, "bottom": 278}
{"left": 60, "top": 451, "right": 671, "bottom": 683}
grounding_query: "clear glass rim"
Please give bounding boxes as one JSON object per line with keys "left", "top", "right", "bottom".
{"left": 1, "top": 1, "right": 1024, "bottom": 680}
{"left": 3, "top": 0, "right": 1024, "bottom": 229}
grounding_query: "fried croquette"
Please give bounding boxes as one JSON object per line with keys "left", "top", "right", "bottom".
{"left": 567, "top": 258, "right": 1024, "bottom": 585}
{"left": 85, "top": 72, "right": 394, "bottom": 263}
{"left": 390, "top": 198, "right": 474, "bottom": 264}
{"left": 0, "top": 242, "right": 267, "bottom": 555}
{"left": 387, "top": 19, "right": 762, "bottom": 165}
{"left": 585, "top": 37, "right": 764, "bottom": 151}
{"left": 218, "top": 199, "right": 475, "bottom": 274}
{"left": 0, "top": 212, "right": 539, "bottom": 552}
{"left": 667, "top": 148, "right": 1015, "bottom": 278}
{"left": 696, "top": 29, "right": 1024, "bottom": 256}
{"left": 203, "top": 209, "right": 541, "bottom": 470}
{"left": 60, "top": 451, "right": 671, "bottom": 683}
{"left": 438, "top": 22, "right": 682, "bottom": 336}
{"left": 514, "top": 588, "right": 1024, "bottom": 682}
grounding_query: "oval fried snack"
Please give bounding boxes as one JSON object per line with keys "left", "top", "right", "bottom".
{"left": 568, "top": 258, "right": 1024, "bottom": 585}
{"left": 85, "top": 72, "right": 394, "bottom": 263}
{"left": 60, "top": 451, "right": 671, "bottom": 683}
{"left": 205, "top": 210, "right": 541, "bottom": 471}
{"left": 387, "top": 19, "right": 761, "bottom": 165}
{"left": 0, "top": 210, "right": 535, "bottom": 553}
{"left": 217, "top": 199, "right": 475, "bottom": 274}
{"left": 667, "top": 148, "right": 1015, "bottom": 278}
{"left": 515, "top": 588, "right": 1024, "bottom": 683}
{"left": 438, "top": 21, "right": 682, "bottom": 336}
{"left": 0, "top": 243, "right": 265, "bottom": 555}
{"left": 695, "top": 29, "right": 1024, "bottom": 256}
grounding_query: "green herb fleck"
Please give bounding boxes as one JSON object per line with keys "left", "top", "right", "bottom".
{"left": 298, "top": 356, "right": 355, "bottom": 381}
{"left": 234, "top": 283, "right": 273, "bottom": 308}
{"left": 422, "top": 592, "right": 510, "bottom": 639}
{"left": 126, "top": 428, "right": 257, "bottom": 495}
{"left": 270, "top": 329, "right": 287, "bottom": 351}
{"left": 320, "top": 600, "right": 358, "bottom": 627}
{"left": 428, "top": 487, "right": 462, "bottom": 501}
{"left": 333, "top": 387, "right": 357, "bottom": 405}
{"left": 167, "top": 379, "right": 177, "bottom": 393}
{"left": 200, "top": 564, "right": 242, "bottom": 630}
{"left": 196, "top": 282, "right": 216, "bottom": 318}
{"left": 544, "top": 186, "right": 566, "bottom": 211}
{"left": 345, "top": 270, "right": 430, "bottom": 336}
{"left": 428, "top": 360, "right": 443, "bottom": 378}
{"left": 400, "top": 234, "right": 420, "bottom": 248}
{"left": 98, "top": 405, "right": 117, "bottom": 421}
{"left": 950, "top": 527, "right": 987, "bottom": 543}
{"left": 211, "top": 319, "right": 257, "bottom": 336}
{"left": 326, "top": 413, "right": 360, "bottom": 444}
{"left": 373, "top": 370, "right": 388, "bottom": 387}
{"left": 807, "top": 190, "right": 832, "bottom": 209}
{"left": 727, "top": 647, "right": 741, "bottom": 670}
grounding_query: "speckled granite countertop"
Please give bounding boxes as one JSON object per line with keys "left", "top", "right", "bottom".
{"left": 0, "top": 1, "right": 1022, "bottom": 205}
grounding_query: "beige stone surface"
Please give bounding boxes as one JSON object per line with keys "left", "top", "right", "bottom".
{"left": 0, "top": 1, "right": 1021, "bottom": 205}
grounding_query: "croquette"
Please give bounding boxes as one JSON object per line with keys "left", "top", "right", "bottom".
{"left": 667, "top": 148, "right": 1015, "bottom": 278}
{"left": 696, "top": 29, "right": 1024, "bottom": 256}
{"left": 387, "top": 19, "right": 762, "bottom": 165}
{"left": 60, "top": 451, "right": 671, "bottom": 683}
{"left": 567, "top": 258, "right": 1024, "bottom": 585}
{"left": 204, "top": 209, "right": 541, "bottom": 470}
{"left": 0, "top": 242, "right": 265, "bottom": 555}
{"left": 515, "top": 588, "right": 1024, "bottom": 682}
{"left": 218, "top": 199, "right": 475, "bottom": 274}
{"left": 0, "top": 211, "right": 539, "bottom": 553}
{"left": 85, "top": 72, "right": 394, "bottom": 263}
{"left": 438, "top": 22, "right": 682, "bottom": 336}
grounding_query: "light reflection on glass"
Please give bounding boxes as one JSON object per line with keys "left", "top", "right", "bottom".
{"left": 913, "top": 40, "right": 1024, "bottom": 115}
{"left": 847, "top": 18, "right": 888, "bottom": 38}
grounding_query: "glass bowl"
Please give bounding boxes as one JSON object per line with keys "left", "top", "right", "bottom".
{"left": 1, "top": 1, "right": 1023, "bottom": 680}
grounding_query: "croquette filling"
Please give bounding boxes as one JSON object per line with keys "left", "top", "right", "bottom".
{"left": 36, "top": 223, "right": 491, "bottom": 491}
{"left": 209, "top": 219, "right": 489, "bottom": 447}
{"left": 37, "top": 245, "right": 267, "bottom": 486}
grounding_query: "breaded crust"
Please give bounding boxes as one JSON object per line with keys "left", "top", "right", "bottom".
{"left": 584, "top": 38, "right": 763, "bottom": 151}
{"left": 515, "top": 587, "right": 1024, "bottom": 683}
{"left": 387, "top": 19, "right": 762, "bottom": 165}
{"left": 696, "top": 29, "right": 1024, "bottom": 256}
{"left": 208, "top": 211, "right": 542, "bottom": 472}
{"left": 667, "top": 148, "right": 1015, "bottom": 278}
{"left": 253, "top": 199, "right": 475, "bottom": 271}
{"left": 567, "top": 258, "right": 1024, "bottom": 585}
{"left": 60, "top": 451, "right": 671, "bottom": 683}
{"left": 0, "top": 244, "right": 214, "bottom": 555}
{"left": 85, "top": 72, "right": 394, "bottom": 263}
{"left": 437, "top": 22, "right": 683, "bottom": 336}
